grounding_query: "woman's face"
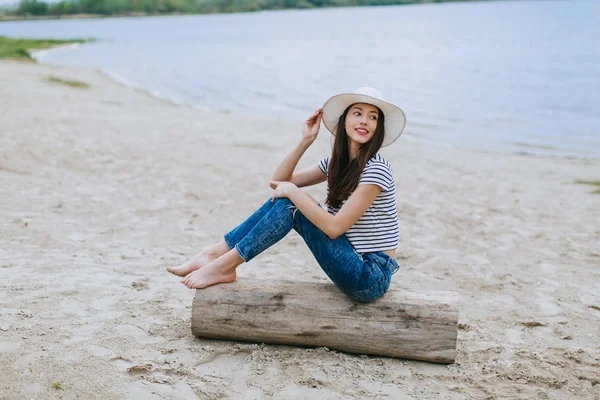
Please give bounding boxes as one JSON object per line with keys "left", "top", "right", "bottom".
{"left": 344, "top": 103, "right": 380, "bottom": 146}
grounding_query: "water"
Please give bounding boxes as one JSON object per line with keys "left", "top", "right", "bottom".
{"left": 1, "top": 0, "right": 599, "bottom": 158}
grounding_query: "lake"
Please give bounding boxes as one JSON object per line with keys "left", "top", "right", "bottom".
{"left": 1, "top": 0, "right": 598, "bottom": 158}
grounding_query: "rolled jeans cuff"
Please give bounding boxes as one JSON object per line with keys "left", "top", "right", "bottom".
{"left": 223, "top": 232, "right": 236, "bottom": 251}
{"left": 234, "top": 243, "right": 250, "bottom": 263}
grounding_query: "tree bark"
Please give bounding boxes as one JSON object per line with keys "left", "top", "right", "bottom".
{"left": 191, "top": 278, "right": 458, "bottom": 363}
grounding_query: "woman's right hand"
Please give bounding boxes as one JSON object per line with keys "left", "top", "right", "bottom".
{"left": 302, "top": 108, "right": 323, "bottom": 143}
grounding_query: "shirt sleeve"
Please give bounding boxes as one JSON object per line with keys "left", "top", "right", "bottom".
{"left": 318, "top": 157, "right": 329, "bottom": 176}
{"left": 358, "top": 160, "right": 394, "bottom": 192}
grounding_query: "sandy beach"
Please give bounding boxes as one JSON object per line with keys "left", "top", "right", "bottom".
{"left": 0, "top": 60, "right": 599, "bottom": 399}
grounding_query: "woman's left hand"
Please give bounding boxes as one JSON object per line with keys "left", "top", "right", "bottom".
{"left": 270, "top": 180, "right": 297, "bottom": 201}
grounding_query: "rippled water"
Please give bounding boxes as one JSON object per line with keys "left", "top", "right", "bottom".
{"left": 1, "top": 0, "right": 598, "bottom": 158}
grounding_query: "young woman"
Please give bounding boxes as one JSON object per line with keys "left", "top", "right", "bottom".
{"left": 168, "top": 87, "right": 406, "bottom": 302}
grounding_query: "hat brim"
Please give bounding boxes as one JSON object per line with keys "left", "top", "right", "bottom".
{"left": 322, "top": 93, "right": 406, "bottom": 147}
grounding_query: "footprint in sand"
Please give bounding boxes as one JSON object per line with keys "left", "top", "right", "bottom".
{"left": 116, "top": 324, "right": 164, "bottom": 344}
{"left": 193, "top": 350, "right": 252, "bottom": 376}
{"left": 87, "top": 345, "right": 114, "bottom": 358}
{"left": 61, "top": 322, "right": 103, "bottom": 345}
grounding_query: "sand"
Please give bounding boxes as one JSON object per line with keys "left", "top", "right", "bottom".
{"left": 0, "top": 60, "right": 598, "bottom": 399}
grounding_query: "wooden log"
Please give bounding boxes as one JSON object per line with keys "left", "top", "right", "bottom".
{"left": 191, "top": 278, "right": 458, "bottom": 363}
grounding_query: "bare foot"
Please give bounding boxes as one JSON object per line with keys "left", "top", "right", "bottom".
{"left": 167, "top": 253, "right": 217, "bottom": 277}
{"left": 181, "top": 248, "right": 243, "bottom": 289}
{"left": 168, "top": 241, "right": 231, "bottom": 277}
{"left": 181, "top": 263, "right": 236, "bottom": 289}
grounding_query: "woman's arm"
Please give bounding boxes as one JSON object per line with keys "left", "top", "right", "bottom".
{"left": 271, "top": 108, "right": 323, "bottom": 185}
{"left": 270, "top": 164, "right": 326, "bottom": 189}
{"left": 270, "top": 181, "right": 381, "bottom": 239}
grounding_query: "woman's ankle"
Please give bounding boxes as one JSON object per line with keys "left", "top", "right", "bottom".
{"left": 215, "top": 248, "right": 244, "bottom": 273}
{"left": 204, "top": 240, "right": 231, "bottom": 258}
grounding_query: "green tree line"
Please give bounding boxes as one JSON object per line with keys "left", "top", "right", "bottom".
{"left": 8, "top": 0, "right": 467, "bottom": 17}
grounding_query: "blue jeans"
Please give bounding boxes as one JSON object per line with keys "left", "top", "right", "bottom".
{"left": 224, "top": 198, "right": 399, "bottom": 302}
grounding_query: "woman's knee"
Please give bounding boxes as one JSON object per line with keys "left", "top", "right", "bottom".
{"left": 274, "top": 197, "right": 294, "bottom": 207}
{"left": 271, "top": 197, "right": 296, "bottom": 217}
{"left": 347, "top": 272, "right": 391, "bottom": 302}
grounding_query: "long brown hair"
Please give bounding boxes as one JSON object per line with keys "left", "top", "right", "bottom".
{"left": 326, "top": 104, "right": 385, "bottom": 209}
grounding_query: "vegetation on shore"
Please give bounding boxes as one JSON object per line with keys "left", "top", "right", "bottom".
{"left": 2, "top": 0, "right": 486, "bottom": 19}
{"left": 47, "top": 75, "right": 91, "bottom": 88}
{"left": 575, "top": 180, "right": 600, "bottom": 194}
{"left": 0, "top": 36, "right": 87, "bottom": 60}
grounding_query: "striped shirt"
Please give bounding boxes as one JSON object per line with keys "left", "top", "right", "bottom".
{"left": 318, "top": 154, "right": 400, "bottom": 253}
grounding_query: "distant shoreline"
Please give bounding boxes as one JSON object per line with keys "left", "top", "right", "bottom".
{"left": 0, "top": 12, "right": 183, "bottom": 22}
{"left": 0, "top": 1, "right": 489, "bottom": 22}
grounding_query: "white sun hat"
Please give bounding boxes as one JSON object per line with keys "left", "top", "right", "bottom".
{"left": 322, "top": 87, "right": 407, "bottom": 147}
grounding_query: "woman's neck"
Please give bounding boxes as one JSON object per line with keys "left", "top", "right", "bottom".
{"left": 348, "top": 142, "right": 360, "bottom": 160}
